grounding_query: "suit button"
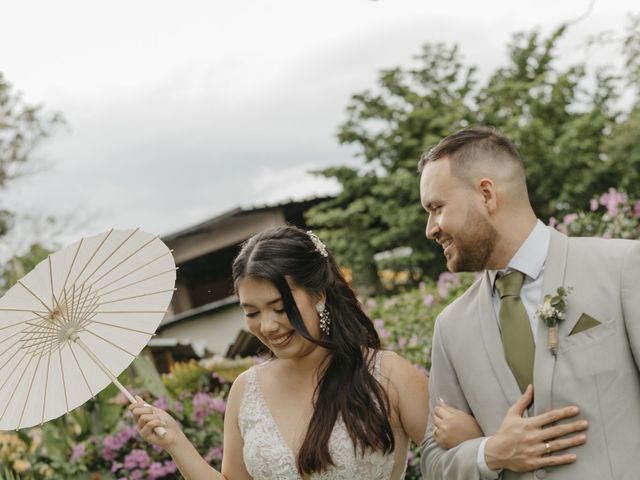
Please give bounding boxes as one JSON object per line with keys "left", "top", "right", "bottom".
{"left": 535, "top": 469, "right": 547, "bottom": 479}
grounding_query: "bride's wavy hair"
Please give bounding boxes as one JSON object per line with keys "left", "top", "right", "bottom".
{"left": 232, "top": 225, "right": 394, "bottom": 475}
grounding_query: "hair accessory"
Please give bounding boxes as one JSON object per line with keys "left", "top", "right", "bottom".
{"left": 306, "top": 230, "right": 328, "bottom": 257}
{"left": 316, "top": 302, "right": 331, "bottom": 336}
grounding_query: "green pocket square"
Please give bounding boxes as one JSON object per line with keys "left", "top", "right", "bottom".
{"left": 569, "top": 313, "right": 601, "bottom": 335}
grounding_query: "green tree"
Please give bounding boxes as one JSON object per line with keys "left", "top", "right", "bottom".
{"left": 0, "top": 73, "right": 64, "bottom": 286}
{"left": 307, "top": 20, "right": 640, "bottom": 291}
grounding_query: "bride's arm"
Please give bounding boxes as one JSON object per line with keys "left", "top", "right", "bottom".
{"left": 431, "top": 399, "right": 484, "bottom": 449}
{"left": 130, "top": 371, "right": 253, "bottom": 480}
{"left": 381, "top": 351, "right": 429, "bottom": 444}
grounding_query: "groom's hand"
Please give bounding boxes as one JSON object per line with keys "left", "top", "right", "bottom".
{"left": 484, "top": 385, "right": 588, "bottom": 472}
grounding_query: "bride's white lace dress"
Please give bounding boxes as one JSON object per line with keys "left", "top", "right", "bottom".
{"left": 238, "top": 352, "right": 409, "bottom": 479}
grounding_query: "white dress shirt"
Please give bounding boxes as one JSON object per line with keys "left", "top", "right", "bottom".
{"left": 477, "top": 220, "right": 550, "bottom": 478}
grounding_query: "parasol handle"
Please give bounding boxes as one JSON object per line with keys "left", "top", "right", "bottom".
{"left": 72, "top": 335, "right": 167, "bottom": 438}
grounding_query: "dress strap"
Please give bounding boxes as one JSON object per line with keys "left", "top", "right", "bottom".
{"left": 373, "top": 350, "right": 383, "bottom": 381}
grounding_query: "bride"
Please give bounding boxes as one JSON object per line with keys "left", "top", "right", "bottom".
{"left": 130, "top": 226, "right": 482, "bottom": 479}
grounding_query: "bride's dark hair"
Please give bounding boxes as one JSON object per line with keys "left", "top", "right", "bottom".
{"left": 232, "top": 225, "right": 394, "bottom": 475}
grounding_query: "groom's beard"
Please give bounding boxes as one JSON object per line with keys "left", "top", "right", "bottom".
{"left": 448, "top": 207, "right": 497, "bottom": 272}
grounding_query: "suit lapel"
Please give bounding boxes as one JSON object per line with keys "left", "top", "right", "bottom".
{"left": 478, "top": 271, "right": 522, "bottom": 406}
{"left": 534, "top": 227, "right": 569, "bottom": 414}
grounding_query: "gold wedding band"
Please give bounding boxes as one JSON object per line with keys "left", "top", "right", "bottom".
{"left": 545, "top": 442, "right": 551, "bottom": 455}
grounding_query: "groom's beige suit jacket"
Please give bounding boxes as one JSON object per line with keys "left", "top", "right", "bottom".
{"left": 420, "top": 228, "right": 640, "bottom": 480}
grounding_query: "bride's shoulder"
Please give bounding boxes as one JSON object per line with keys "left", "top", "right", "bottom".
{"left": 378, "top": 350, "right": 428, "bottom": 391}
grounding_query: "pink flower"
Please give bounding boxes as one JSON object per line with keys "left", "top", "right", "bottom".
{"left": 599, "top": 188, "right": 627, "bottom": 218}
{"left": 635, "top": 201, "right": 640, "bottom": 218}
{"left": 562, "top": 213, "right": 578, "bottom": 226}
{"left": 548, "top": 216, "right": 558, "bottom": 228}
{"left": 423, "top": 294, "right": 435, "bottom": 307}
{"left": 437, "top": 272, "right": 461, "bottom": 297}
{"left": 379, "top": 328, "right": 391, "bottom": 340}
{"left": 397, "top": 337, "right": 408, "bottom": 349}
{"left": 590, "top": 198, "right": 599, "bottom": 211}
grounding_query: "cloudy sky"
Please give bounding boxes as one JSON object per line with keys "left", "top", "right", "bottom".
{"left": 1, "top": 0, "right": 637, "bottom": 250}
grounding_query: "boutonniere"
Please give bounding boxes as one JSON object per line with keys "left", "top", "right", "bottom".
{"left": 536, "top": 286, "right": 573, "bottom": 355}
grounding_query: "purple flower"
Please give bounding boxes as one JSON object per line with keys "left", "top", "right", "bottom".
{"left": 70, "top": 443, "right": 85, "bottom": 463}
{"left": 635, "top": 201, "right": 640, "bottom": 218}
{"left": 192, "top": 393, "right": 227, "bottom": 426}
{"left": 123, "top": 449, "right": 151, "bottom": 470}
{"left": 130, "top": 469, "right": 143, "bottom": 480}
{"left": 204, "top": 446, "right": 224, "bottom": 463}
{"left": 173, "top": 400, "right": 184, "bottom": 413}
{"left": 153, "top": 396, "right": 169, "bottom": 410}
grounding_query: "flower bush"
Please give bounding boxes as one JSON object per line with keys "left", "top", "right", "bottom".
{"left": 551, "top": 188, "right": 640, "bottom": 239}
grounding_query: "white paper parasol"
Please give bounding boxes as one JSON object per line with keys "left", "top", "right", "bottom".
{"left": 0, "top": 228, "right": 176, "bottom": 431}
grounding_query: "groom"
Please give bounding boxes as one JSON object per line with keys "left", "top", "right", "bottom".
{"left": 418, "top": 127, "right": 640, "bottom": 479}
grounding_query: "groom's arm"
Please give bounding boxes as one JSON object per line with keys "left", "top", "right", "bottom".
{"left": 420, "top": 317, "right": 486, "bottom": 480}
{"left": 621, "top": 241, "right": 640, "bottom": 370}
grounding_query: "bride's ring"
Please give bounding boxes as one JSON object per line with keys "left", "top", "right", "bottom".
{"left": 544, "top": 442, "right": 551, "bottom": 455}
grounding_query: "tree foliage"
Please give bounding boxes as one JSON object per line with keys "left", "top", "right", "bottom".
{"left": 307, "top": 18, "right": 640, "bottom": 290}
{"left": 0, "top": 73, "right": 63, "bottom": 281}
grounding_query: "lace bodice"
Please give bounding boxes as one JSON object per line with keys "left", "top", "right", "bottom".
{"left": 238, "top": 352, "right": 408, "bottom": 480}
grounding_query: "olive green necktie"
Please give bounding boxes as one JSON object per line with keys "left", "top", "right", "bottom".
{"left": 495, "top": 270, "right": 535, "bottom": 393}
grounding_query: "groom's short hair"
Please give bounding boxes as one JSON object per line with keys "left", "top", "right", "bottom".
{"left": 417, "top": 127, "right": 524, "bottom": 180}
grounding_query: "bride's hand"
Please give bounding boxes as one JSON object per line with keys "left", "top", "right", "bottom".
{"left": 129, "top": 396, "right": 184, "bottom": 451}
{"left": 432, "top": 399, "right": 484, "bottom": 449}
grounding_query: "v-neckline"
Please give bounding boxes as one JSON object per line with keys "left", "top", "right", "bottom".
{"left": 252, "top": 367, "right": 305, "bottom": 465}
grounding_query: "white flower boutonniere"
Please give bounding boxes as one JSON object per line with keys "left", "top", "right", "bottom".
{"left": 536, "top": 286, "right": 573, "bottom": 355}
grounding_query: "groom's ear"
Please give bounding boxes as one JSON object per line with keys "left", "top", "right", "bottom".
{"left": 477, "top": 178, "right": 498, "bottom": 213}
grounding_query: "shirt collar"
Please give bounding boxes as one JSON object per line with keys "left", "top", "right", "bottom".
{"left": 488, "top": 220, "right": 550, "bottom": 285}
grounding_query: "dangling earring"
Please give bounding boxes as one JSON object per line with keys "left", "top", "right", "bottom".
{"left": 316, "top": 302, "right": 331, "bottom": 336}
